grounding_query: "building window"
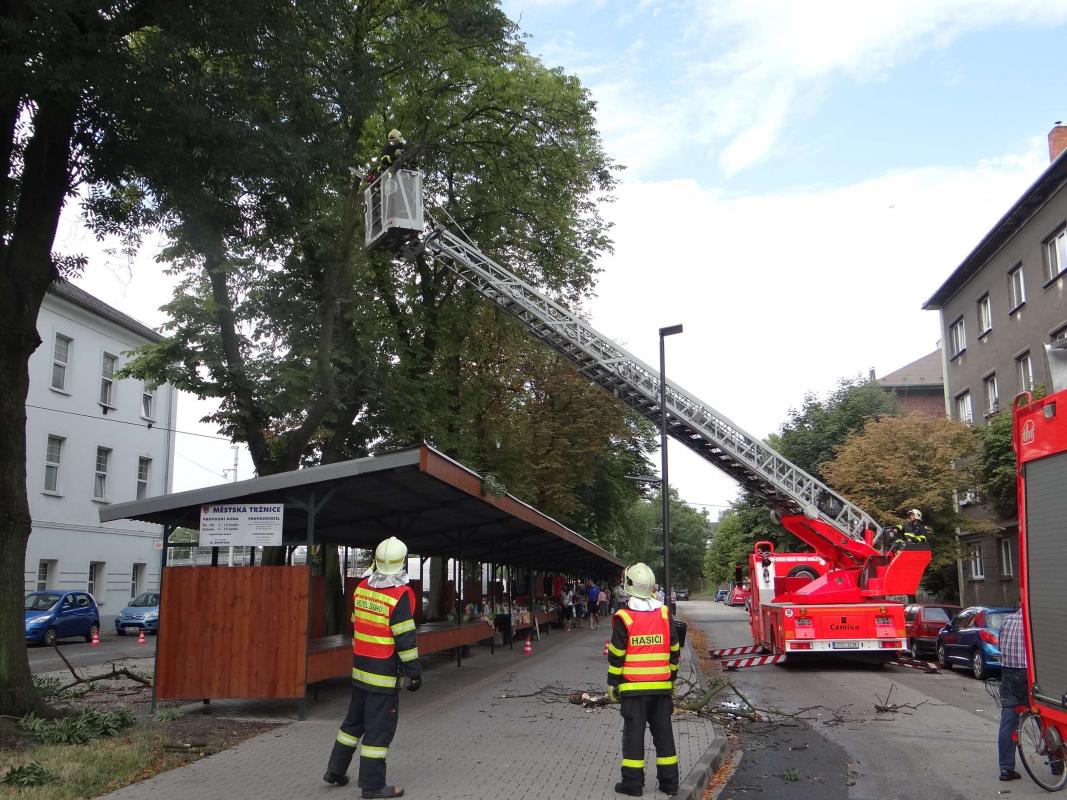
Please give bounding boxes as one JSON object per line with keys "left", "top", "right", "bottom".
{"left": 983, "top": 374, "right": 999, "bottom": 416}
{"left": 1052, "top": 324, "right": 1067, "bottom": 343}
{"left": 131, "top": 563, "right": 145, "bottom": 597}
{"left": 970, "top": 546, "right": 985, "bottom": 580}
{"left": 36, "top": 560, "right": 54, "bottom": 591}
{"left": 999, "top": 538, "right": 1013, "bottom": 577}
{"left": 976, "top": 295, "right": 992, "bottom": 335}
{"left": 1008, "top": 264, "right": 1026, "bottom": 311}
{"left": 1017, "top": 351, "right": 1034, "bottom": 392}
{"left": 955, "top": 391, "right": 973, "bottom": 424}
{"left": 141, "top": 385, "right": 154, "bottom": 420}
{"left": 44, "top": 435, "right": 63, "bottom": 493}
{"left": 1045, "top": 225, "right": 1067, "bottom": 283}
{"left": 88, "top": 561, "right": 105, "bottom": 599}
{"left": 99, "top": 353, "right": 117, "bottom": 408}
{"left": 93, "top": 447, "right": 111, "bottom": 500}
{"left": 949, "top": 317, "right": 966, "bottom": 358}
{"left": 51, "top": 334, "right": 72, "bottom": 391}
{"left": 136, "top": 457, "right": 151, "bottom": 500}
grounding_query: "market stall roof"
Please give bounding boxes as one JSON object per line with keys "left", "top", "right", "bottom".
{"left": 99, "top": 444, "right": 623, "bottom": 572}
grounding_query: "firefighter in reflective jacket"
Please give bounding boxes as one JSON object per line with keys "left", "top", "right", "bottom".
{"left": 607, "top": 562, "right": 681, "bottom": 797}
{"left": 324, "top": 536, "right": 421, "bottom": 799}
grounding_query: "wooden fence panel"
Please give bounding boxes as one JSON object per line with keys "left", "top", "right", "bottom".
{"left": 155, "top": 566, "right": 309, "bottom": 701}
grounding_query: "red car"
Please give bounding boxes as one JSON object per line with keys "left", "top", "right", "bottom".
{"left": 729, "top": 584, "right": 751, "bottom": 607}
{"left": 904, "top": 603, "right": 960, "bottom": 659}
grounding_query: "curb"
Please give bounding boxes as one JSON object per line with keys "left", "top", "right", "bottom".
{"left": 676, "top": 722, "right": 729, "bottom": 800}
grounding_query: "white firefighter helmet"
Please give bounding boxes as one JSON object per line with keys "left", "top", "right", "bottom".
{"left": 624, "top": 562, "right": 656, "bottom": 600}
{"left": 908, "top": 509, "right": 922, "bottom": 521}
{"left": 387, "top": 128, "right": 403, "bottom": 143}
{"left": 374, "top": 536, "right": 408, "bottom": 575}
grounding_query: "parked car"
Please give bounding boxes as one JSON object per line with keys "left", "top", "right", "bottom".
{"left": 729, "top": 584, "right": 750, "bottom": 607}
{"left": 936, "top": 606, "right": 1014, "bottom": 679}
{"left": 714, "top": 589, "right": 729, "bottom": 602}
{"left": 115, "top": 592, "right": 161, "bottom": 636}
{"left": 904, "top": 603, "right": 960, "bottom": 659}
{"left": 674, "top": 587, "right": 690, "bottom": 601}
{"left": 24, "top": 591, "right": 100, "bottom": 646}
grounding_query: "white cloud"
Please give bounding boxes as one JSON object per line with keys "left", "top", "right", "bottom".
{"left": 686, "top": 0, "right": 1067, "bottom": 174}
{"left": 589, "top": 138, "right": 1049, "bottom": 508}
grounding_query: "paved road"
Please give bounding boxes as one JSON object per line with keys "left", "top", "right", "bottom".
{"left": 27, "top": 633, "right": 156, "bottom": 673}
{"left": 683, "top": 599, "right": 1048, "bottom": 800}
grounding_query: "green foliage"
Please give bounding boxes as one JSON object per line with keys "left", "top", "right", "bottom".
{"left": 976, "top": 412, "right": 1017, "bottom": 520}
{"left": 621, "top": 490, "right": 711, "bottom": 589}
{"left": 772, "top": 376, "right": 900, "bottom": 479}
{"left": 481, "top": 474, "right": 507, "bottom": 497}
{"left": 18, "top": 709, "right": 135, "bottom": 745}
{"left": 152, "top": 708, "right": 182, "bottom": 723}
{"left": 31, "top": 675, "right": 73, "bottom": 703}
{"left": 1, "top": 761, "right": 55, "bottom": 787}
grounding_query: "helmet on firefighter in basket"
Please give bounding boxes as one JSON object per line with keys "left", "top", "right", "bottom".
{"left": 374, "top": 536, "right": 408, "bottom": 575}
{"left": 624, "top": 562, "right": 656, "bottom": 600}
{"left": 387, "top": 129, "right": 403, "bottom": 143}
{"left": 908, "top": 509, "right": 922, "bottom": 521}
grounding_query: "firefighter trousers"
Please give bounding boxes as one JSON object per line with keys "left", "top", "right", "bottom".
{"left": 327, "top": 685, "right": 400, "bottom": 790}
{"left": 619, "top": 694, "right": 678, "bottom": 792}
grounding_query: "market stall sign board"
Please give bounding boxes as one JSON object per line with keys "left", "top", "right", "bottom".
{"left": 200, "top": 504, "right": 284, "bottom": 547}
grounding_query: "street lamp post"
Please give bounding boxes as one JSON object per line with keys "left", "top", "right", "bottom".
{"left": 658, "top": 324, "right": 683, "bottom": 615}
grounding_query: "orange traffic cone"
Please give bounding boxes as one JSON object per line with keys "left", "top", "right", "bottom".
{"left": 91, "top": 629, "right": 100, "bottom": 647}
{"left": 602, "top": 640, "right": 609, "bottom": 657}
{"left": 523, "top": 637, "right": 533, "bottom": 656}
{"left": 137, "top": 629, "right": 146, "bottom": 646}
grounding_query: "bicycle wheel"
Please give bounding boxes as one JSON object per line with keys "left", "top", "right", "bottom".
{"left": 1017, "top": 711, "right": 1067, "bottom": 791}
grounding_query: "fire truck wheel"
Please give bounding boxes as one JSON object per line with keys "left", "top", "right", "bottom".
{"left": 786, "top": 566, "right": 819, "bottom": 581}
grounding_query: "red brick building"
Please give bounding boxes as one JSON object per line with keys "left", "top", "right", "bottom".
{"left": 876, "top": 349, "right": 945, "bottom": 417}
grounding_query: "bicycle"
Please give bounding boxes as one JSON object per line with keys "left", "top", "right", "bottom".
{"left": 985, "top": 677, "right": 1002, "bottom": 707}
{"left": 1015, "top": 706, "right": 1067, "bottom": 792}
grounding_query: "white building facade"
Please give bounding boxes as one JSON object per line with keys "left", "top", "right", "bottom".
{"left": 24, "top": 281, "right": 177, "bottom": 625}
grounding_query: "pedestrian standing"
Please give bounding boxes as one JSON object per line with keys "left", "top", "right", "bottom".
{"left": 597, "top": 585, "right": 610, "bottom": 621}
{"left": 607, "top": 563, "right": 680, "bottom": 797}
{"left": 587, "top": 579, "right": 601, "bottom": 630}
{"left": 997, "top": 607, "right": 1028, "bottom": 782}
{"left": 561, "top": 583, "right": 574, "bottom": 631}
{"left": 324, "top": 536, "right": 421, "bottom": 799}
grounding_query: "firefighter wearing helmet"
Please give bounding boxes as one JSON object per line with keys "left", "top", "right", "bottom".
{"left": 323, "top": 536, "right": 421, "bottom": 799}
{"left": 606, "top": 562, "right": 681, "bottom": 796}
{"left": 901, "top": 509, "right": 930, "bottom": 550}
{"left": 378, "top": 129, "right": 407, "bottom": 171}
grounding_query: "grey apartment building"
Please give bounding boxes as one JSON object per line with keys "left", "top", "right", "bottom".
{"left": 924, "top": 124, "right": 1067, "bottom": 608}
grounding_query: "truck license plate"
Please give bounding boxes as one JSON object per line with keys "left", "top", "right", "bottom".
{"left": 831, "top": 641, "right": 860, "bottom": 649}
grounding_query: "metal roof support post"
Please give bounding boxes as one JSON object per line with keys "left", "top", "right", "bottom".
{"left": 488, "top": 541, "right": 495, "bottom": 655}
{"left": 151, "top": 523, "right": 174, "bottom": 714}
{"left": 211, "top": 546, "right": 219, "bottom": 567}
{"left": 299, "top": 490, "right": 317, "bottom": 721}
{"left": 505, "top": 542, "right": 512, "bottom": 649}
{"left": 456, "top": 529, "right": 463, "bottom": 668}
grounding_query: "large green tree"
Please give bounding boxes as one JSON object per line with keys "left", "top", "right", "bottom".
{"left": 1, "top": 0, "right": 325, "bottom": 716}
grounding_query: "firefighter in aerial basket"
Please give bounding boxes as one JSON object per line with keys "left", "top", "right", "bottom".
{"left": 607, "top": 562, "right": 681, "bottom": 796}
{"left": 323, "top": 536, "right": 421, "bottom": 799}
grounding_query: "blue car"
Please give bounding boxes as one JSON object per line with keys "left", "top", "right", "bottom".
{"left": 24, "top": 591, "right": 100, "bottom": 646}
{"left": 115, "top": 592, "right": 161, "bottom": 636}
{"left": 936, "top": 606, "right": 1014, "bottom": 679}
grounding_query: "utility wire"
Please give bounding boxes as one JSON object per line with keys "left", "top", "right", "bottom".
{"left": 26, "top": 403, "right": 233, "bottom": 442}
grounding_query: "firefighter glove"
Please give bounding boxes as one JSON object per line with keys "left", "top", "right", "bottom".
{"left": 607, "top": 685, "right": 619, "bottom": 702}
{"left": 406, "top": 675, "right": 422, "bottom": 692}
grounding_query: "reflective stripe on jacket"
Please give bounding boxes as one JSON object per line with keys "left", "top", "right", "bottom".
{"left": 351, "top": 579, "right": 421, "bottom": 693}
{"left": 607, "top": 605, "right": 679, "bottom": 696}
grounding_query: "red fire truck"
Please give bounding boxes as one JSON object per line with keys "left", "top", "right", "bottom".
{"left": 1012, "top": 353, "right": 1067, "bottom": 790}
{"left": 735, "top": 514, "right": 930, "bottom": 666}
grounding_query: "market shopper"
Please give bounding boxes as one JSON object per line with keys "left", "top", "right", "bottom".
{"left": 324, "top": 536, "right": 422, "bottom": 799}
{"left": 561, "top": 583, "right": 575, "bottom": 631}
{"left": 607, "top": 563, "right": 680, "bottom": 797}
{"left": 587, "top": 580, "right": 602, "bottom": 630}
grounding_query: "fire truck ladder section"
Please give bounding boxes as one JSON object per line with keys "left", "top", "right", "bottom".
{"left": 420, "top": 222, "right": 880, "bottom": 541}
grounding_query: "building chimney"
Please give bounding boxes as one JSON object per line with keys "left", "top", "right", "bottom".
{"left": 1049, "top": 121, "right": 1067, "bottom": 163}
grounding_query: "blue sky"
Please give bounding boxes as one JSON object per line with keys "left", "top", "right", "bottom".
{"left": 69, "top": 1, "right": 1067, "bottom": 512}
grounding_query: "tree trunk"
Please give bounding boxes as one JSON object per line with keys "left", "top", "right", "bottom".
{"left": 0, "top": 101, "right": 74, "bottom": 715}
{"left": 427, "top": 556, "right": 447, "bottom": 621}
{"left": 323, "top": 544, "right": 344, "bottom": 635}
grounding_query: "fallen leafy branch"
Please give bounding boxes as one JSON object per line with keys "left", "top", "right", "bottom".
{"left": 52, "top": 644, "right": 152, "bottom": 689}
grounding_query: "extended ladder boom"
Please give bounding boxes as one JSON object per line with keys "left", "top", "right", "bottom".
{"left": 422, "top": 223, "right": 881, "bottom": 541}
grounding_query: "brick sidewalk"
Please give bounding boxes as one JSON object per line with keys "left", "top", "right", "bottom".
{"left": 101, "top": 624, "right": 723, "bottom": 800}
